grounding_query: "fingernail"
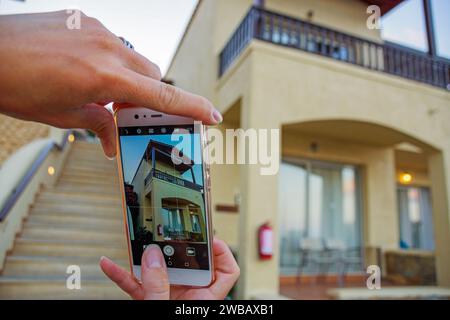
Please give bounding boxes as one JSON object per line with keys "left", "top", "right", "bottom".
{"left": 100, "top": 255, "right": 111, "bottom": 262}
{"left": 105, "top": 155, "right": 115, "bottom": 161}
{"left": 212, "top": 109, "right": 223, "bottom": 124}
{"left": 145, "top": 244, "right": 163, "bottom": 268}
{"left": 100, "top": 255, "right": 112, "bottom": 266}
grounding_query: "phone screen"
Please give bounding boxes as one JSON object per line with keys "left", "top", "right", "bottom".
{"left": 118, "top": 123, "right": 210, "bottom": 271}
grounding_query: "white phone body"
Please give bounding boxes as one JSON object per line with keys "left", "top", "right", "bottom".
{"left": 114, "top": 106, "right": 214, "bottom": 287}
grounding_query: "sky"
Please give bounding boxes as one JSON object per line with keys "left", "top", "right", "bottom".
{"left": 0, "top": 0, "right": 198, "bottom": 74}
{"left": 0, "top": 0, "right": 448, "bottom": 72}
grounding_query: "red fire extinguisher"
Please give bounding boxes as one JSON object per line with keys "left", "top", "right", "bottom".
{"left": 258, "top": 222, "right": 273, "bottom": 260}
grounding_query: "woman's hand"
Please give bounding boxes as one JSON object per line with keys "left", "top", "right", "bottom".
{"left": 0, "top": 11, "right": 222, "bottom": 158}
{"left": 100, "top": 238, "right": 240, "bottom": 300}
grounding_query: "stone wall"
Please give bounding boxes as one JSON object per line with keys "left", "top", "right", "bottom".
{"left": 385, "top": 249, "right": 437, "bottom": 285}
{"left": 0, "top": 114, "right": 49, "bottom": 166}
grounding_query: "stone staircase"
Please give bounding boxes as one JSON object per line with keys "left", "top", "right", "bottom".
{"left": 0, "top": 141, "right": 130, "bottom": 299}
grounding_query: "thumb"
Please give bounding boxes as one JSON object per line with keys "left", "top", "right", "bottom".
{"left": 77, "top": 103, "right": 117, "bottom": 159}
{"left": 141, "top": 244, "right": 170, "bottom": 300}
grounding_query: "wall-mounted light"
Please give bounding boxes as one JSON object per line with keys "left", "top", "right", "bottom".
{"left": 47, "top": 166, "right": 55, "bottom": 176}
{"left": 399, "top": 172, "right": 413, "bottom": 184}
{"left": 68, "top": 133, "right": 75, "bottom": 143}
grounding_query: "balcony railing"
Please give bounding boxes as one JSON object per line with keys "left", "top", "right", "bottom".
{"left": 144, "top": 169, "right": 203, "bottom": 192}
{"left": 219, "top": 6, "right": 450, "bottom": 90}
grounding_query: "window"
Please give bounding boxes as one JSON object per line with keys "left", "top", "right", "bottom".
{"left": 431, "top": 0, "right": 450, "bottom": 59}
{"left": 161, "top": 207, "right": 183, "bottom": 236}
{"left": 397, "top": 187, "right": 434, "bottom": 250}
{"left": 381, "top": 0, "right": 428, "bottom": 52}
{"left": 191, "top": 214, "right": 201, "bottom": 233}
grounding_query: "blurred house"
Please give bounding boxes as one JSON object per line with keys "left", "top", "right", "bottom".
{"left": 165, "top": 0, "right": 450, "bottom": 299}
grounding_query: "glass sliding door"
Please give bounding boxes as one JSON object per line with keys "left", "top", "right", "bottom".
{"left": 279, "top": 162, "right": 308, "bottom": 271}
{"left": 279, "top": 159, "right": 363, "bottom": 275}
{"left": 397, "top": 186, "right": 434, "bottom": 250}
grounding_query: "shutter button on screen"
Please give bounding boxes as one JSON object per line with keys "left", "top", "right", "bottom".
{"left": 163, "top": 245, "right": 175, "bottom": 257}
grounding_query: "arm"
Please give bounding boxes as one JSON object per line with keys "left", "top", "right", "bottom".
{"left": 0, "top": 11, "right": 222, "bottom": 158}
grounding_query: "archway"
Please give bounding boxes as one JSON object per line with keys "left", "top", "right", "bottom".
{"left": 279, "top": 119, "right": 449, "bottom": 296}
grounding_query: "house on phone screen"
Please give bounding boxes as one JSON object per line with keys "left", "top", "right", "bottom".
{"left": 165, "top": 0, "right": 450, "bottom": 299}
{"left": 130, "top": 140, "right": 207, "bottom": 244}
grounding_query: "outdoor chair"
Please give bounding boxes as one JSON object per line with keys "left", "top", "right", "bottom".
{"left": 296, "top": 238, "right": 338, "bottom": 284}
{"left": 324, "top": 239, "right": 364, "bottom": 286}
{"left": 339, "top": 246, "right": 364, "bottom": 286}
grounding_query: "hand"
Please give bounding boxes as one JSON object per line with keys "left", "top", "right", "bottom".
{"left": 0, "top": 11, "right": 222, "bottom": 158}
{"left": 100, "top": 238, "right": 240, "bottom": 300}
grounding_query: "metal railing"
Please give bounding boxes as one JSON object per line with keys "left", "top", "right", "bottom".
{"left": 145, "top": 169, "right": 203, "bottom": 192}
{"left": 0, "top": 130, "right": 72, "bottom": 222}
{"left": 219, "top": 6, "right": 450, "bottom": 90}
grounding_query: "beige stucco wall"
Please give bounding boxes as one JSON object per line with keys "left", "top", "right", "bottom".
{"left": 264, "top": 0, "right": 382, "bottom": 42}
{"left": 0, "top": 114, "right": 49, "bottom": 166}
{"left": 208, "top": 122, "right": 241, "bottom": 249}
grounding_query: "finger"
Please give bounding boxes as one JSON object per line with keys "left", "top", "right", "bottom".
{"left": 77, "top": 103, "right": 117, "bottom": 158}
{"left": 212, "top": 238, "right": 240, "bottom": 275}
{"left": 141, "top": 244, "right": 170, "bottom": 300}
{"left": 110, "top": 69, "right": 222, "bottom": 125}
{"left": 95, "top": 101, "right": 111, "bottom": 106}
{"left": 121, "top": 49, "right": 162, "bottom": 80}
{"left": 209, "top": 238, "right": 240, "bottom": 299}
{"left": 99, "top": 256, "right": 144, "bottom": 300}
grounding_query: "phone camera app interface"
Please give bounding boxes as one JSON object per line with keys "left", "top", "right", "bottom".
{"left": 119, "top": 124, "right": 209, "bottom": 270}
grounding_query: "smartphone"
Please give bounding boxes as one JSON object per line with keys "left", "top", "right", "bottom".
{"left": 114, "top": 106, "right": 214, "bottom": 287}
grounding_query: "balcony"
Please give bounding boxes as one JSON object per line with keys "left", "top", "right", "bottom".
{"left": 144, "top": 169, "right": 203, "bottom": 192}
{"left": 219, "top": 6, "right": 450, "bottom": 90}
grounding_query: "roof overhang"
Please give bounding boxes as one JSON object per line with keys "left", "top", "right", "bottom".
{"left": 360, "top": 0, "right": 405, "bottom": 15}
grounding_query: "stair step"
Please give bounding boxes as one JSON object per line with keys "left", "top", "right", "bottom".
{"left": 69, "top": 149, "right": 105, "bottom": 155}
{"left": 3, "top": 256, "right": 128, "bottom": 278}
{"left": 21, "top": 225, "right": 126, "bottom": 242}
{"left": 63, "top": 165, "right": 117, "bottom": 175}
{"left": 64, "top": 160, "right": 116, "bottom": 168}
{"left": 32, "top": 201, "right": 121, "bottom": 212}
{"left": 24, "top": 219, "right": 124, "bottom": 232}
{"left": 58, "top": 175, "right": 119, "bottom": 186}
{"left": 56, "top": 181, "right": 120, "bottom": 192}
{"left": 60, "top": 172, "right": 118, "bottom": 182}
{"left": 64, "top": 162, "right": 115, "bottom": 171}
{"left": 0, "top": 277, "right": 129, "bottom": 299}
{"left": 71, "top": 141, "right": 102, "bottom": 148}
{"left": 37, "top": 192, "right": 121, "bottom": 206}
{"left": 13, "top": 239, "right": 128, "bottom": 259}
{"left": 44, "top": 185, "right": 120, "bottom": 196}
{"left": 64, "top": 155, "right": 114, "bottom": 163}
{"left": 27, "top": 214, "right": 123, "bottom": 228}
{"left": 62, "top": 169, "right": 118, "bottom": 179}
{"left": 30, "top": 207, "right": 123, "bottom": 220}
